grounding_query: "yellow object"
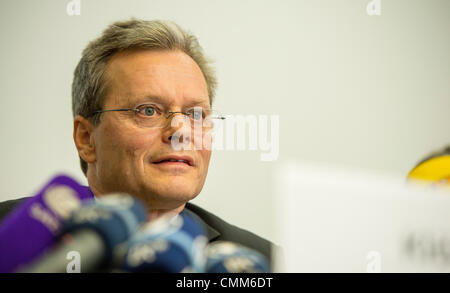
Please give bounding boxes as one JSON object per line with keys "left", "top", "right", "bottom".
{"left": 408, "top": 155, "right": 450, "bottom": 186}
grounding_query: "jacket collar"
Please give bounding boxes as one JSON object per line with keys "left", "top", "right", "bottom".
{"left": 182, "top": 205, "right": 220, "bottom": 242}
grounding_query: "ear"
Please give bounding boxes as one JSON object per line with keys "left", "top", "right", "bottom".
{"left": 73, "top": 115, "right": 96, "bottom": 164}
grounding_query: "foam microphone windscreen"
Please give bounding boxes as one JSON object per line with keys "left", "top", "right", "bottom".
{"left": 115, "top": 210, "right": 208, "bottom": 273}
{"left": 21, "top": 193, "right": 148, "bottom": 273}
{"left": 205, "top": 241, "right": 271, "bottom": 273}
{"left": 0, "top": 175, "right": 94, "bottom": 273}
{"left": 62, "top": 193, "right": 148, "bottom": 260}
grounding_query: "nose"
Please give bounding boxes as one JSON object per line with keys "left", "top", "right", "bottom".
{"left": 162, "top": 112, "right": 192, "bottom": 146}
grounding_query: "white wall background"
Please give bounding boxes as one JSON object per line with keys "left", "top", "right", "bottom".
{"left": 0, "top": 0, "right": 449, "bottom": 244}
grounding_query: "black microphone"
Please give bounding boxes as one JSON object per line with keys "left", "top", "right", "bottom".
{"left": 20, "top": 193, "right": 147, "bottom": 273}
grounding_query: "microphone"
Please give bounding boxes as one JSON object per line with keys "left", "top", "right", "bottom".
{"left": 114, "top": 210, "right": 208, "bottom": 273}
{"left": 21, "top": 193, "right": 147, "bottom": 273}
{"left": 205, "top": 241, "right": 271, "bottom": 273}
{"left": 0, "top": 174, "right": 94, "bottom": 273}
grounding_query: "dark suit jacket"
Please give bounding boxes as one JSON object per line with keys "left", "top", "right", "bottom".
{"left": 0, "top": 196, "right": 274, "bottom": 266}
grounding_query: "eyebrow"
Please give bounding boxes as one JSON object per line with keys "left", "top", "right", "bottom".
{"left": 186, "top": 100, "right": 211, "bottom": 108}
{"left": 133, "top": 95, "right": 210, "bottom": 109}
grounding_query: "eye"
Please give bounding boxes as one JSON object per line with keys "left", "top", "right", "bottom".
{"left": 144, "top": 107, "right": 156, "bottom": 116}
{"left": 187, "top": 108, "right": 205, "bottom": 120}
{"left": 136, "top": 105, "right": 158, "bottom": 117}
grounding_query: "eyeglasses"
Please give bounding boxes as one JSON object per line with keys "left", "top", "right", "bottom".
{"left": 88, "top": 103, "right": 226, "bottom": 129}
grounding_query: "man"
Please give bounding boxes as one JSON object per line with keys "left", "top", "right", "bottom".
{"left": 0, "top": 19, "right": 273, "bottom": 265}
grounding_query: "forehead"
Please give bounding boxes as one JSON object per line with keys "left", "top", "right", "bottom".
{"left": 103, "top": 49, "right": 210, "bottom": 107}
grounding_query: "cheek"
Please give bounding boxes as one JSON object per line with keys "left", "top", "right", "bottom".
{"left": 99, "top": 123, "right": 160, "bottom": 163}
{"left": 193, "top": 127, "right": 213, "bottom": 151}
{"left": 124, "top": 131, "right": 160, "bottom": 162}
{"left": 199, "top": 150, "right": 212, "bottom": 172}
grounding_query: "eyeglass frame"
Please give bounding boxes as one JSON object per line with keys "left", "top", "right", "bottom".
{"left": 87, "top": 103, "right": 226, "bottom": 128}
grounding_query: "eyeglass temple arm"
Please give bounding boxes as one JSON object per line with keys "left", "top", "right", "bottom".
{"left": 90, "top": 108, "right": 135, "bottom": 116}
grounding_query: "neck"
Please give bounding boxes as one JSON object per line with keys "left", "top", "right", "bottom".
{"left": 87, "top": 183, "right": 186, "bottom": 222}
{"left": 147, "top": 204, "right": 186, "bottom": 222}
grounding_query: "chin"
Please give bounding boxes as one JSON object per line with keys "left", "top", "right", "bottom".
{"left": 141, "top": 183, "right": 199, "bottom": 208}
{"left": 161, "top": 187, "right": 198, "bottom": 202}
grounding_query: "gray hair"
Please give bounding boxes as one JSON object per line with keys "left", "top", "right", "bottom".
{"left": 72, "top": 19, "right": 218, "bottom": 176}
